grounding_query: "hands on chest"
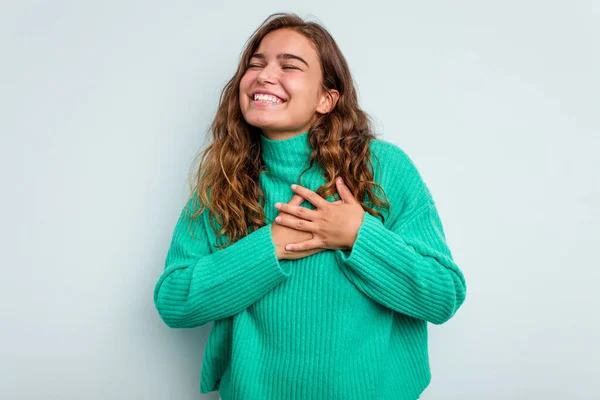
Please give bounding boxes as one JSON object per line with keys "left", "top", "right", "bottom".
{"left": 270, "top": 177, "right": 365, "bottom": 260}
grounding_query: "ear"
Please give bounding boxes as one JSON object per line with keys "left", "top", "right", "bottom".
{"left": 316, "top": 89, "right": 340, "bottom": 114}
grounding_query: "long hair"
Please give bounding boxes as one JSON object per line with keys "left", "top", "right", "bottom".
{"left": 187, "top": 12, "right": 390, "bottom": 249}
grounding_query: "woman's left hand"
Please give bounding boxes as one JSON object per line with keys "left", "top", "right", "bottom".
{"left": 274, "top": 177, "right": 365, "bottom": 252}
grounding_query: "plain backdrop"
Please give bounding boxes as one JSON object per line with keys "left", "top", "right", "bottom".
{"left": 1, "top": 1, "right": 598, "bottom": 399}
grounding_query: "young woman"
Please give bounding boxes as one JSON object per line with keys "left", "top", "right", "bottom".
{"left": 154, "top": 12, "right": 467, "bottom": 400}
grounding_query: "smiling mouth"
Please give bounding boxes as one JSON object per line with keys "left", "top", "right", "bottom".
{"left": 251, "top": 93, "right": 286, "bottom": 105}
{"left": 251, "top": 99, "right": 285, "bottom": 106}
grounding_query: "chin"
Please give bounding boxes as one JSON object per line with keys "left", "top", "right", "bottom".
{"left": 244, "top": 114, "right": 288, "bottom": 131}
{"left": 250, "top": 123, "right": 286, "bottom": 132}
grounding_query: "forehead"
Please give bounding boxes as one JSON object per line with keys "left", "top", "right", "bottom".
{"left": 255, "top": 29, "right": 317, "bottom": 60}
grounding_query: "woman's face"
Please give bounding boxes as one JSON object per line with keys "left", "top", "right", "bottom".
{"left": 239, "top": 28, "right": 337, "bottom": 140}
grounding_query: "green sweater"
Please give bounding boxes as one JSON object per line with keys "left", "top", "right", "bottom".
{"left": 154, "top": 131, "right": 467, "bottom": 400}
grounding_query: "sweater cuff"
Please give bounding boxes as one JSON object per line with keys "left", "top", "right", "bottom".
{"left": 189, "top": 222, "right": 292, "bottom": 289}
{"left": 335, "top": 212, "right": 389, "bottom": 266}
{"left": 244, "top": 222, "right": 292, "bottom": 278}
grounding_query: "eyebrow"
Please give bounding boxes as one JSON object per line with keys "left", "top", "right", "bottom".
{"left": 250, "top": 52, "right": 310, "bottom": 68}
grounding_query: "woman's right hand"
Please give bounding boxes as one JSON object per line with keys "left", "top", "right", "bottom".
{"left": 271, "top": 194, "right": 341, "bottom": 260}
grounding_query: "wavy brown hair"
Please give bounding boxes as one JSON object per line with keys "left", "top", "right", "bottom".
{"left": 186, "top": 12, "right": 390, "bottom": 249}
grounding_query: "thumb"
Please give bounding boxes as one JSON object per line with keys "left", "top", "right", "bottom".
{"left": 335, "top": 177, "right": 356, "bottom": 203}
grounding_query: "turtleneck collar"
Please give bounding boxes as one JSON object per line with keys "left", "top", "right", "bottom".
{"left": 259, "top": 130, "right": 313, "bottom": 181}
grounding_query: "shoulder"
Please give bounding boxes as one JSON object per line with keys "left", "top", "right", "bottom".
{"left": 366, "top": 137, "right": 432, "bottom": 216}
{"left": 368, "top": 137, "right": 415, "bottom": 172}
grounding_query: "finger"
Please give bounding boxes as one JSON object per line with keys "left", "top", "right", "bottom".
{"left": 287, "top": 194, "right": 305, "bottom": 206}
{"left": 275, "top": 213, "right": 318, "bottom": 233}
{"left": 291, "top": 184, "right": 329, "bottom": 209}
{"left": 275, "top": 202, "right": 318, "bottom": 221}
{"left": 335, "top": 177, "right": 356, "bottom": 203}
{"left": 285, "top": 238, "right": 322, "bottom": 252}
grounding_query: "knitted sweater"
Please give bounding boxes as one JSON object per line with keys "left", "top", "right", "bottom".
{"left": 153, "top": 130, "right": 467, "bottom": 400}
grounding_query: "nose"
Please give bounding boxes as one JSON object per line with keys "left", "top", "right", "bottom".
{"left": 256, "top": 63, "right": 278, "bottom": 85}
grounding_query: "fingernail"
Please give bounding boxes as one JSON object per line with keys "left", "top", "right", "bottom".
{"left": 275, "top": 216, "right": 281, "bottom": 223}
{"left": 275, "top": 202, "right": 281, "bottom": 209}
{"left": 291, "top": 184, "right": 297, "bottom": 189}
{"left": 337, "top": 177, "right": 343, "bottom": 183}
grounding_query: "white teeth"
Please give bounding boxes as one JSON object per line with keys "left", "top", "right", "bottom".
{"left": 253, "top": 93, "right": 284, "bottom": 104}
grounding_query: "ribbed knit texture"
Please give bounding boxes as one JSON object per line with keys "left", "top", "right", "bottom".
{"left": 153, "top": 131, "right": 467, "bottom": 400}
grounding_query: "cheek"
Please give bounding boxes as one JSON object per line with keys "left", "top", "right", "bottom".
{"left": 239, "top": 71, "right": 256, "bottom": 91}
{"left": 282, "top": 79, "right": 312, "bottom": 102}
{"left": 239, "top": 76, "right": 249, "bottom": 94}
{"left": 239, "top": 75, "right": 253, "bottom": 106}
{"left": 285, "top": 82, "right": 319, "bottom": 110}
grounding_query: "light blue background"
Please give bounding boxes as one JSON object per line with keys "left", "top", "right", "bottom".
{"left": 1, "top": 1, "right": 598, "bottom": 399}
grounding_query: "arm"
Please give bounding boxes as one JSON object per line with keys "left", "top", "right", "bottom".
{"left": 334, "top": 193, "right": 467, "bottom": 325}
{"left": 153, "top": 197, "right": 291, "bottom": 328}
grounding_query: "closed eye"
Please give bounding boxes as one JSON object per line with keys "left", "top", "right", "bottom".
{"left": 247, "top": 64, "right": 300, "bottom": 70}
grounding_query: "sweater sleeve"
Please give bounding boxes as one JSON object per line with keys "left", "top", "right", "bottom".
{"left": 336, "top": 203, "right": 466, "bottom": 324}
{"left": 334, "top": 187, "right": 467, "bottom": 325}
{"left": 153, "top": 197, "right": 292, "bottom": 328}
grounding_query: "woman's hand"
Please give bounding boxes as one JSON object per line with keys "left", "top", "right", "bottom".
{"left": 274, "top": 177, "right": 365, "bottom": 252}
{"left": 271, "top": 194, "right": 327, "bottom": 260}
